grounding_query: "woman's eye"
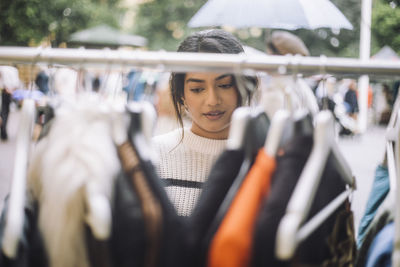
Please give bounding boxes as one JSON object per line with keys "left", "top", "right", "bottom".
{"left": 218, "top": 83, "right": 233, "bottom": 89}
{"left": 190, "top": 88, "right": 204, "bottom": 93}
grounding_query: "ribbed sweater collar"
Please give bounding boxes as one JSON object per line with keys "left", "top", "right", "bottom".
{"left": 182, "top": 128, "right": 227, "bottom": 156}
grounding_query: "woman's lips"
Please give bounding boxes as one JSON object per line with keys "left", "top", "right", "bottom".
{"left": 204, "top": 111, "right": 225, "bottom": 120}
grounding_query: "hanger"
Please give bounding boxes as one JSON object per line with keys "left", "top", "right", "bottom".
{"left": 226, "top": 106, "right": 252, "bottom": 150}
{"left": 385, "top": 94, "right": 400, "bottom": 266}
{"left": 83, "top": 98, "right": 124, "bottom": 240}
{"left": 263, "top": 56, "right": 315, "bottom": 157}
{"left": 264, "top": 109, "right": 292, "bottom": 157}
{"left": 291, "top": 54, "right": 320, "bottom": 117}
{"left": 1, "top": 48, "right": 41, "bottom": 257}
{"left": 84, "top": 69, "right": 157, "bottom": 242}
{"left": 83, "top": 55, "right": 131, "bottom": 242}
{"left": 392, "top": 111, "right": 400, "bottom": 267}
{"left": 275, "top": 110, "right": 355, "bottom": 260}
{"left": 385, "top": 92, "right": 400, "bottom": 196}
{"left": 227, "top": 53, "right": 260, "bottom": 151}
{"left": 126, "top": 100, "right": 157, "bottom": 162}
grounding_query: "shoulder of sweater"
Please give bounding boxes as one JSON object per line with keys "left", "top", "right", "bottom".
{"left": 152, "top": 127, "right": 227, "bottom": 156}
{"left": 152, "top": 128, "right": 182, "bottom": 150}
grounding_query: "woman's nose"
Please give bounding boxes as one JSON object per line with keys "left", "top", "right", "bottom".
{"left": 206, "top": 87, "right": 220, "bottom": 106}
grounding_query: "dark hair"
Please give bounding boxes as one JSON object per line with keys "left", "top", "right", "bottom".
{"left": 170, "top": 29, "right": 257, "bottom": 131}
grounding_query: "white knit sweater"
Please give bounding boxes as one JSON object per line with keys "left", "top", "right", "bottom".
{"left": 152, "top": 128, "right": 227, "bottom": 216}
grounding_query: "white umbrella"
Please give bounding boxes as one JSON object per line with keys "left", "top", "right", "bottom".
{"left": 188, "top": 0, "right": 353, "bottom": 30}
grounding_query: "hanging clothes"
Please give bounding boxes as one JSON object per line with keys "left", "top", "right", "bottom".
{"left": 0, "top": 196, "right": 48, "bottom": 267}
{"left": 251, "top": 132, "right": 355, "bottom": 267}
{"left": 186, "top": 149, "right": 245, "bottom": 267}
{"left": 364, "top": 221, "right": 394, "bottom": 267}
{"left": 130, "top": 140, "right": 188, "bottom": 267}
{"left": 20, "top": 99, "right": 189, "bottom": 267}
{"left": 118, "top": 141, "right": 162, "bottom": 267}
{"left": 26, "top": 101, "right": 120, "bottom": 267}
{"left": 357, "top": 164, "right": 390, "bottom": 248}
{"left": 107, "top": 140, "right": 162, "bottom": 267}
{"left": 207, "top": 149, "right": 276, "bottom": 267}
{"left": 355, "top": 210, "right": 394, "bottom": 267}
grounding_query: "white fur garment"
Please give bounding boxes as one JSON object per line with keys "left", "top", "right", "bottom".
{"left": 28, "top": 96, "right": 122, "bottom": 267}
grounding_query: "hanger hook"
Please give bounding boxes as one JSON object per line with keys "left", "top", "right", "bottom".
{"left": 291, "top": 54, "right": 301, "bottom": 82}
{"left": 234, "top": 54, "right": 249, "bottom": 106}
{"left": 74, "top": 47, "right": 87, "bottom": 95}
{"left": 99, "top": 47, "right": 113, "bottom": 95}
{"left": 319, "top": 55, "right": 329, "bottom": 110}
{"left": 319, "top": 55, "right": 327, "bottom": 78}
{"left": 44, "top": 46, "right": 56, "bottom": 98}
{"left": 157, "top": 50, "right": 167, "bottom": 74}
{"left": 112, "top": 48, "right": 126, "bottom": 100}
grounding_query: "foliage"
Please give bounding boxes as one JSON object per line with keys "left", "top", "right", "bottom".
{"left": 2, "top": 0, "right": 399, "bottom": 58}
{"left": 133, "top": 0, "right": 207, "bottom": 51}
{"left": 295, "top": 0, "right": 361, "bottom": 57}
{"left": 0, "top": 0, "right": 124, "bottom": 47}
{"left": 132, "top": 0, "right": 399, "bottom": 58}
{"left": 371, "top": 0, "right": 400, "bottom": 55}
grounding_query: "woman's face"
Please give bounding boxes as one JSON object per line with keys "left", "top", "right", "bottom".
{"left": 183, "top": 72, "right": 239, "bottom": 139}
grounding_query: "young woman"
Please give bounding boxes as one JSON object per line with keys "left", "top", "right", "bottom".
{"left": 152, "top": 29, "right": 257, "bottom": 216}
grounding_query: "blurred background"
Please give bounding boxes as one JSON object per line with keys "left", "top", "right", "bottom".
{"left": 0, "top": 0, "right": 397, "bottom": 56}
{"left": 0, "top": 0, "right": 399, "bottom": 238}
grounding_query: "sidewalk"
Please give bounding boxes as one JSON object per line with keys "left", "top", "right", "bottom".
{"left": 338, "top": 125, "right": 387, "bottom": 233}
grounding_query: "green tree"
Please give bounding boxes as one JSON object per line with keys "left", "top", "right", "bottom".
{"left": 133, "top": 0, "right": 207, "bottom": 51}
{"left": 0, "top": 0, "right": 124, "bottom": 47}
{"left": 371, "top": 0, "right": 400, "bottom": 55}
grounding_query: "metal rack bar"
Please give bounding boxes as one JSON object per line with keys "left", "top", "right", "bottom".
{"left": 0, "top": 46, "right": 399, "bottom": 77}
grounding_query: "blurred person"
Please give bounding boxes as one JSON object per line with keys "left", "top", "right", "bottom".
{"left": 92, "top": 76, "right": 101, "bottom": 93}
{"left": 152, "top": 29, "right": 257, "bottom": 216}
{"left": 266, "top": 30, "right": 310, "bottom": 57}
{"left": 343, "top": 79, "right": 359, "bottom": 120}
{"left": 262, "top": 30, "right": 319, "bottom": 119}
{"left": 35, "top": 68, "right": 50, "bottom": 95}
{"left": 0, "top": 66, "right": 21, "bottom": 141}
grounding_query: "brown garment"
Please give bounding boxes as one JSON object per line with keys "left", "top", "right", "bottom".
{"left": 118, "top": 141, "right": 163, "bottom": 267}
{"left": 291, "top": 202, "right": 356, "bottom": 267}
{"left": 321, "top": 203, "right": 356, "bottom": 267}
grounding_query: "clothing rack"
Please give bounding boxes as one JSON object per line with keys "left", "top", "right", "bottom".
{"left": 0, "top": 46, "right": 399, "bottom": 77}
{"left": 2, "top": 45, "right": 400, "bottom": 265}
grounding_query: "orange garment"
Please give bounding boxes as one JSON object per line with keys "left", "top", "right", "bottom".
{"left": 368, "top": 86, "right": 373, "bottom": 108}
{"left": 207, "top": 149, "right": 276, "bottom": 267}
